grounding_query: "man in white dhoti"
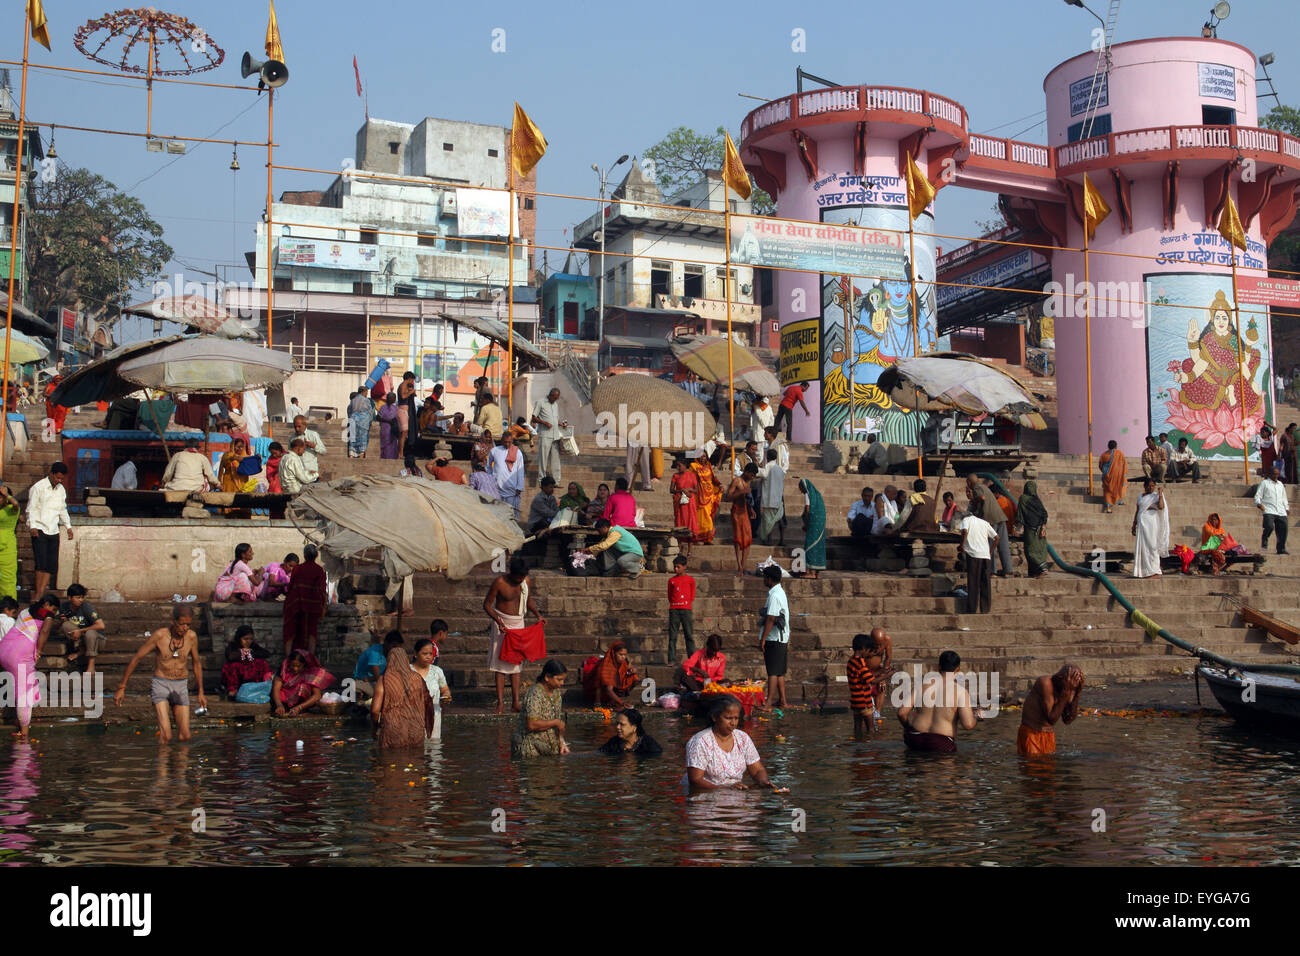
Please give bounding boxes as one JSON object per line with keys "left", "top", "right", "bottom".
{"left": 488, "top": 432, "right": 527, "bottom": 518}
{"left": 483, "top": 557, "right": 544, "bottom": 714}
{"left": 1131, "top": 478, "right": 1169, "bottom": 578}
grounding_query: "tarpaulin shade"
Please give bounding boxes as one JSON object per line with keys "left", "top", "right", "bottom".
{"left": 875, "top": 353, "right": 1046, "bottom": 430}
{"left": 670, "top": 335, "right": 781, "bottom": 397}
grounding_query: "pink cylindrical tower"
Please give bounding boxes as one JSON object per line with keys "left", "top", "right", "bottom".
{"left": 1047, "top": 37, "right": 1278, "bottom": 462}
{"left": 739, "top": 87, "right": 968, "bottom": 444}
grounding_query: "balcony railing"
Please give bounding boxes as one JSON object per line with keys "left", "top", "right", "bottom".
{"left": 741, "top": 84, "right": 968, "bottom": 141}
{"left": 1057, "top": 123, "right": 1300, "bottom": 170}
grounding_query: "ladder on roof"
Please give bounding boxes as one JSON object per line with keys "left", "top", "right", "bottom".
{"left": 1080, "top": 0, "right": 1121, "bottom": 140}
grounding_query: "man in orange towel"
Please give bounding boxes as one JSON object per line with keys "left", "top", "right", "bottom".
{"left": 1098, "top": 439, "right": 1127, "bottom": 514}
{"left": 1018, "top": 664, "right": 1085, "bottom": 755}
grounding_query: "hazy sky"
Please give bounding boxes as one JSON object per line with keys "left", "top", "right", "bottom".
{"left": 8, "top": 0, "right": 1298, "bottom": 340}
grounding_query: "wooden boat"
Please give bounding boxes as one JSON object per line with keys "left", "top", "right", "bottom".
{"left": 1199, "top": 665, "right": 1300, "bottom": 734}
{"left": 1240, "top": 604, "right": 1300, "bottom": 645}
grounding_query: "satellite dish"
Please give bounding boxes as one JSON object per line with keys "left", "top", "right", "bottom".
{"left": 1213, "top": 1, "right": 1231, "bottom": 20}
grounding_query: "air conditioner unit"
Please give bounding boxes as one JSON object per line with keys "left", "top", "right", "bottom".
{"left": 442, "top": 192, "right": 457, "bottom": 214}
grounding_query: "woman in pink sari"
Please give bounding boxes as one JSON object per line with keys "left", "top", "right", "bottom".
{"left": 0, "top": 594, "right": 60, "bottom": 737}
{"left": 271, "top": 649, "right": 336, "bottom": 717}
{"left": 212, "top": 543, "right": 260, "bottom": 602}
{"left": 257, "top": 553, "right": 299, "bottom": 600}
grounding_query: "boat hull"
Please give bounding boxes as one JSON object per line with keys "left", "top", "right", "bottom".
{"left": 1200, "top": 666, "right": 1300, "bottom": 735}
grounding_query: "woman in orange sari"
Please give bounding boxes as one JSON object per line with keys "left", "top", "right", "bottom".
{"left": 690, "top": 454, "right": 721, "bottom": 544}
{"left": 669, "top": 457, "right": 699, "bottom": 556}
{"left": 1098, "top": 439, "right": 1127, "bottom": 513}
{"left": 1199, "top": 513, "right": 1239, "bottom": 575}
{"left": 724, "top": 464, "right": 757, "bottom": 576}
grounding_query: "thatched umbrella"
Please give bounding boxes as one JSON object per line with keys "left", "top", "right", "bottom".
{"left": 590, "top": 373, "right": 716, "bottom": 450}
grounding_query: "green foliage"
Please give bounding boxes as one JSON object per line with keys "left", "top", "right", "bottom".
{"left": 1261, "top": 106, "right": 1300, "bottom": 279}
{"left": 26, "top": 167, "right": 172, "bottom": 323}
{"left": 642, "top": 125, "right": 775, "bottom": 215}
{"left": 1261, "top": 105, "right": 1300, "bottom": 137}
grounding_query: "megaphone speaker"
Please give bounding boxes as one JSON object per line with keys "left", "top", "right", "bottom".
{"left": 241, "top": 51, "right": 289, "bottom": 90}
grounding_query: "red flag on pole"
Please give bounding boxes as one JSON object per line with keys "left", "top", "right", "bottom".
{"left": 353, "top": 55, "right": 362, "bottom": 96}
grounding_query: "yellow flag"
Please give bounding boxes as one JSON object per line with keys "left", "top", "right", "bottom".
{"left": 905, "top": 152, "right": 935, "bottom": 221}
{"left": 722, "top": 132, "right": 752, "bottom": 201}
{"left": 1081, "top": 173, "right": 1111, "bottom": 242}
{"left": 27, "top": 0, "right": 51, "bottom": 51}
{"left": 265, "top": 0, "right": 284, "bottom": 64}
{"left": 1217, "top": 193, "right": 1247, "bottom": 251}
{"left": 511, "top": 103, "right": 548, "bottom": 180}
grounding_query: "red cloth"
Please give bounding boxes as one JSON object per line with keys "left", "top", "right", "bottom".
{"left": 602, "top": 491, "right": 637, "bottom": 527}
{"left": 497, "top": 621, "right": 547, "bottom": 665}
{"left": 174, "top": 397, "right": 210, "bottom": 429}
{"left": 668, "top": 573, "right": 695, "bottom": 609}
{"left": 283, "top": 561, "right": 327, "bottom": 648}
{"left": 780, "top": 384, "right": 804, "bottom": 410}
{"left": 265, "top": 455, "right": 283, "bottom": 494}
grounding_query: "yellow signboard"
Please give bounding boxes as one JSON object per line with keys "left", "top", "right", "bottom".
{"left": 779, "top": 319, "right": 820, "bottom": 385}
{"left": 368, "top": 316, "right": 411, "bottom": 374}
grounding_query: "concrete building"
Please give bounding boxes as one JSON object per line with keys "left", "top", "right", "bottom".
{"left": 539, "top": 256, "right": 596, "bottom": 340}
{"left": 572, "top": 161, "right": 762, "bottom": 351}
{"left": 0, "top": 71, "right": 44, "bottom": 311}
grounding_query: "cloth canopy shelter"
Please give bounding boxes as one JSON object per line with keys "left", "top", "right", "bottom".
{"left": 670, "top": 335, "right": 781, "bottom": 398}
{"left": 875, "top": 353, "right": 1047, "bottom": 430}
{"left": 287, "top": 474, "right": 525, "bottom": 596}
{"left": 437, "top": 312, "right": 551, "bottom": 370}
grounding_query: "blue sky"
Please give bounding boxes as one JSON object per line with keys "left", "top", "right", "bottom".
{"left": 8, "top": 0, "right": 1298, "bottom": 339}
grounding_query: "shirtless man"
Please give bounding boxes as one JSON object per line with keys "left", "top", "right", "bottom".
{"left": 868, "top": 626, "right": 895, "bottom": 717}
{"left": 113, "top": 604, "right": 207, "bottom": 743}
{"left": 483, "top": 556, "right": 546, "bottom": 715}
{"left": 895, "top": 650, "right": 977, "bottom": 753}
{"left": 1018, "top": 664, "right": 1085, "bottom": 755}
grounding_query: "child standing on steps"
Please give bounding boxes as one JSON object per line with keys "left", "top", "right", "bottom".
{"left": 667, "top": 554, "right": 696, "bottom": 663}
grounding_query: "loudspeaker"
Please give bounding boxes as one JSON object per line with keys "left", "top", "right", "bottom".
{"left": 240, "top": 51, "right": 289, "bottom": 90}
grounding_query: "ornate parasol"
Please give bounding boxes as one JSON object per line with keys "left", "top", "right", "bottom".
{"left": 74, "top": 8, "right": 225, "bottom": 75}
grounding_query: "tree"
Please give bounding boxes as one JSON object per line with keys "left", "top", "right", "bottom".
{"left": 26, "top": 167, "right": 172, "bottom": 324}
{"left": 642, "top": 126, "right": 775, "bottom": 215}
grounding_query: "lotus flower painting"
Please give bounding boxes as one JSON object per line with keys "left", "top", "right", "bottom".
{"left": 1146, "top": 274, "right": 1273, "bottom": 459}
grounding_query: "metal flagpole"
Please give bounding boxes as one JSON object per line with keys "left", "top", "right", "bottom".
{"left": 0, "top": 10, "right": 33, "bottom": 481}
{"left": 908, "top": 155, "right": 923, "bottom": 479}
{"left": 266, "top": 89, "right": 275, "bottom": 350}
{"left": 507, "top": 150, "right": 515, "bottom": 417}
{"left": 1084, "top": 225, "right": 1095, "bottom": 497}
{"left": 843, "top": 276, "right": 853, "bottom": 442}
{"left": 723, "top": 187, "right": 735, "bottom": 472}
{"left": 1230, "top": 248, "right": 1249, "bottom": 483}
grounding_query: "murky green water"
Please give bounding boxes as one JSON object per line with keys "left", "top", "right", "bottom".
{"left": 4, "top": 709, "right": 1298, "bottom": 865}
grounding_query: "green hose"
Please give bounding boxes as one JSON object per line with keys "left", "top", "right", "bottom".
{"left": 976, "top": 471, "right": 1300, "bottom": 676}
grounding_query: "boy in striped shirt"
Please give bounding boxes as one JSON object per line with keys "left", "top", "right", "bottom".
{"left": 847, "top": 633, "right": 880, "bottom": 736}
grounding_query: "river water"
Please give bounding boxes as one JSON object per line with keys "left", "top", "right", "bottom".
{"left": 3, "top": 709, "right": 1298, "bottom": 866}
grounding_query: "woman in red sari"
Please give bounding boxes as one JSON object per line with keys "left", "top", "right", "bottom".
{"left": 724, "top": 463, "right": 757, "bottom": 576}
{"left": 669, "top": 457, "right": 699, "bottom": 556}
{"left": 43, "top": 375, "right": 68, "bottom": 435}
{"left": 271, "top": 649, "right": 336, "bottom": 717}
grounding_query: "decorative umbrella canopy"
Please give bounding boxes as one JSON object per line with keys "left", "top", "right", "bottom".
{"left": 47, "top": 334, "right": 188, "bottom": 406}
{"left": 590, "top": 373, "right": 716, "bottom": 450}
{"left": 288, "top": 475, "right": 525, "bottom": 590}
{"left": 875, "top": 353, "right": 1046, "bottom": 430}
{"left": 670, "top": 335, "right": 782, "bottom": 397}
{"left": 123, "top": 294, "right": 257, "bottom": 340}
{"left": 117, "top": 337, "right": 292, "bottom": 393}
{"left": 3, "top": 330, "right": 50, "bottom": 366}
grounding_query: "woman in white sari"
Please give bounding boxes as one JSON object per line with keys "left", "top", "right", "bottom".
{"left": 1131, "top": 478, "right": 1169, "bottom": 578}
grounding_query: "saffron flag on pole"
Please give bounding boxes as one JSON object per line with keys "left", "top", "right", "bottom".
{"left": 904, "top": 152, "right": 935, "bottom": 221}
{"left": 1217, "top": 193, "right": 1247, "bottom": 251}
{"left": 266, "top": 0, "right": 284, "bottom": 64}
{"left": 722, "top": 132, "right": 752, "bottom": 201}
{"left": 511, "top": 103, "right": 547, "bottom": 180}
{"left": 27, "top": 0, "right": 51, "bottom": 50}
{"left": 1081, "top": 173, "right": 1111, "bottom": 241}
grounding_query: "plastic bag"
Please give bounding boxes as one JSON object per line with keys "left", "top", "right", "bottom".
{"left": 656, "top": 693, "right": 681, "bottom": 710}
{"left": 102, "top": 586, "right": 124, "bottom": 603}
{"left": 234, "top": 679, "right": 272, "bottom": 704}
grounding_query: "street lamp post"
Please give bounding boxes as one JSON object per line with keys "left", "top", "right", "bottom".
{"left": 592, "top": 154, "right": 629, "bottom": 351}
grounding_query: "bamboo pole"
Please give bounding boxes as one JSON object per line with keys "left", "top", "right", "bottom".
{"left": 908, "top": 164, "right": 923, "bottom": 480}
{"left": 724, "top": 193, "right": 735, "bottom": 472}
{"left": 1084, "top": 225, "right": 1095, "bottom": 497}
{"left": 843, "top": 275, "right": 853, "bottom": 442}
{"left": 507, "top": 149, "right": 514, "bottom": 415}
{"left": 266, "top": 89, "right": 275, "bottom": 350}
{"left": 1230, "top": 250, "right": 1250, "bottom": 483}
{"left": 0, "top": 11, "right": 32, "bottom": 482}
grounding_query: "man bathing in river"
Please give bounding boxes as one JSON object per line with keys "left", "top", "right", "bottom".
{"left": 483, "top": 556, "right": 546, "bottom": 715}
{"left": 895, "top": 650, "right": 978, "bottom": 753}
{"left": 113, "top": 604, "right": 206, "bottom": 743}
{"left": 1018, "top": 664, "right": 1085, "bottom": 755}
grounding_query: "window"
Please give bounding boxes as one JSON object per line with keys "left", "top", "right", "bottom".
{"left": 443, "top": 239, "right": 461, "bottom": 253}
{"left": 1066, "top": 113, "right": 1111, "bottom": 142}
{"left": 547, "top": 305, "right": 557, "bottom": 331}
{"left": 273, "top": 277, "right": 293, "bottom": 291}
{"left": 523, "top": 198, "right": 534, "bottom": 210}
{"left": 488, "top": 148, "right": 499, "bottom": 157}
{"left": 759, "top": 268, "right": 774, "bottom": 307}
{"left": 683, "top": 264, "right": 704, "bottom": 298}
{"left": 337, "top": 229, "right": 347, "bottom": 240}
{"left": 604, "top": 270, "right": 615, "bottom": 301}
{"left": 1202, "top": 105, "right": 1236, "bottom": 125}
{"left": 418, "top": 233, "right": 439, "bottom": 248}
{"left": 717, "top": 268, "right": 737, "bottom": 299}
{"left": 394, "top": 283, "right": 418, "bottom": 297}
{"left": 388, "top": 141, "right": 400, "bottom": 155}
{"left": 650, "top": 260, "right": 671, "bottom": 298}
{"left": 353, "top": 280, "right": 373, "bottom": 295}
{"left": 443, "top": 142, "right": 454, "bottom": 152}
{"left": 619, "top": 263, "right": 628, "bottom": 301}
{"left": 360, "top": 228, "right": 378, "bottom": 244}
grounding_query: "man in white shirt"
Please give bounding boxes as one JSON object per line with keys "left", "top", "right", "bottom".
{"left": 761, "top": 426, "right": 789, "bottom": 471}
{"left": 959, "top": 504, "right": 1000, "bottom": 614}
{"left": 285, "top": 397, "right": 305, "bottom": 420}
{"left": 162, "top": 439, "right": 217, "bottom": 492}
{"left": 531, "top": 387, "right": 566, "bottom": 487}
{"left": 279, "top": 438, "right": 314, "bottom": 495}
{"left": 292, "top": 415, "right": 326, "bottom": 481}
{"left": 489, "top": 431, "right": 527, "bottom": 517}
{"left": 27, "top": 461, "right": 73, "bottom": 598}
{"left": 1168, "top": 437, "right": 1202, "bottom": 483}
{"left": 847, "top": 486, "right": 875, "bottom": 537}
{"left": 1158, "top": 432, "right": 1176, "bottom": 465}
{"left": 750, "top": 394, "right": 775, "bottom": 442}
{"left": 110, "top": 457, "right": 138, "bottom": 490}
{"left": 1255, "top": 464, "right": 1290, "bottom": 555}
{"left": 757, "top": 564, "right": 790, "bottom": 709}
